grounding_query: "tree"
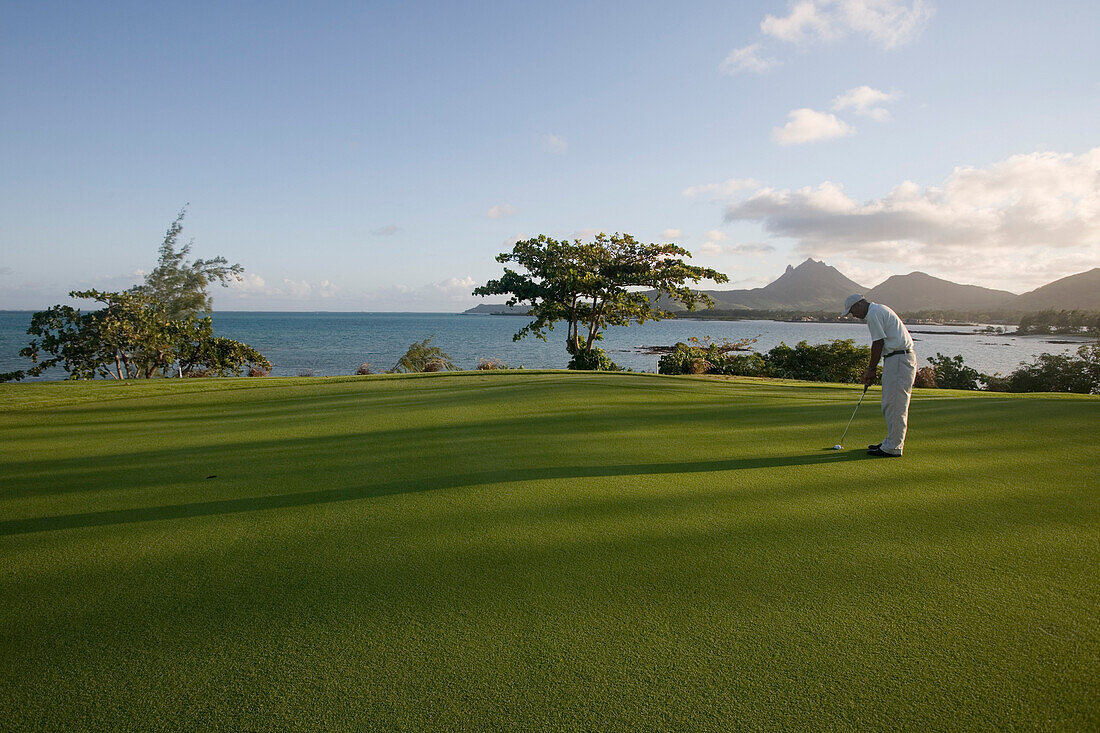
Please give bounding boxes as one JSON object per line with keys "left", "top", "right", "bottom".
{"left": 134, "top": 206, "right": 244, "bottom": 320}
{"left": 1, "top": 289, "right": 270, "bottom": 382}
{"left": 392, "top": 336, "right": 458, "bottom": 373}
{"left": 927, "top": 353, "right": 984, "bottom": 390}
{"left": 1004, "top": 344, "right": 1100, "bottom": 394}
{"left": 473, "top": 233, "right": 728, "bottom": 370}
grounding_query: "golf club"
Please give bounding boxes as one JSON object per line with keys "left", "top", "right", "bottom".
{"left": 833, "top": 384, "right": 870, "bottom": 450}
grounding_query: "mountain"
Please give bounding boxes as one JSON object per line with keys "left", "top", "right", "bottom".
{"left": 864, "top": 272, "right": 1016, "bottom": 312}
{"left": 468, "top": 261, "right": 1100, "bottom": 316}
{"left": 464, "top": 303, "right": 530, "bottom": 315}
{"left": 1011, "top": 268, "right": 1100, "bottom": 311}
{"left": 693, "top": 258, "right": 866, "bottom": 311}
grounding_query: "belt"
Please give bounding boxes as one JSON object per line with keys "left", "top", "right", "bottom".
{"left": 884, "top": 349, "right": 913, "bottom": 359}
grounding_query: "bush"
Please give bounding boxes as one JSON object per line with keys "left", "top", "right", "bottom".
{"left": 248, "top": 365, "right": 269, "bottom": 377}
{"left": 1003, "top": 344, "right": 1100, "bottom": 394}
{"left": 913, "top": 366, "right": 937, "bottom": 388}
{"left": 658, "top": 337, "right": 761, "bottom": 376}
{"left": 762, "top": 340, "right": 870, "bottom": 383}
{"left": 477, "top": 358, "right": 507, "bottom": 370}
{"left": 659, "top": 339, "right": 865, "bottom": 382}
{"left": 927, "top": 353, "right": 983, "bottom": 390}
{"left": 567, "top": 347, "right": 621, "bottom": 371}
{"left": 356, "top": 362, "right": 373, "bottom": 375}
{"left": 393, "top": 336, "right": 457, "bottom": 373}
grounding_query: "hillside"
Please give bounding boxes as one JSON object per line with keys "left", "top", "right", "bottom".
{"left": 865, "top": 271, "right": 1016, "bottom": 312}
{"left": 468, "top": 261, "right": 1100, "bottom": 316}
{"left": 464, "top": 303, "right": 530, "bottom": 315}
{"left": 1012, "top": 268, "right": 1100, "bottom": 311}
{"left": 704, "top": 258, "right": 865, "bottom": 310}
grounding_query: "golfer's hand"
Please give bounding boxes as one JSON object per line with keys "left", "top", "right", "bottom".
{"left": 862, "top": 368, "right": 876, "bottom": 386}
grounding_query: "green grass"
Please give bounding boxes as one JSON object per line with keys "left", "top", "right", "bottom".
{"left": 1, "top": 372, "right": 1097, "bottom": 731}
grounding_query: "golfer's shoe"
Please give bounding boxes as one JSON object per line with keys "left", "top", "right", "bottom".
{"left": 868, "top": 442, "right": 882, "bottom": 450}
{"left": 867, "top": 446, "right": 900, "bottom": 457}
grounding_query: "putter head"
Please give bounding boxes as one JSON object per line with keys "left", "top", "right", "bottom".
{"left": 832, "top": 444, "right": 843, "bottom": 450}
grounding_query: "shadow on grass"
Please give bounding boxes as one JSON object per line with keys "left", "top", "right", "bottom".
{"left": 0, "top": 451, "right": 867, "bottom": 536}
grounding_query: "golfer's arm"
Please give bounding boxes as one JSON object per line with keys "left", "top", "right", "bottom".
{"left": 868, "top": 339, "right": 884, "bottom": 372}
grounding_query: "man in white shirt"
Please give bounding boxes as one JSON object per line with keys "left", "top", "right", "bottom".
{"left": 841, "top": 294, "right": 917, "bottom": 457}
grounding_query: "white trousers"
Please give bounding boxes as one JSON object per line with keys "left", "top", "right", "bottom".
{"left": 880, "top": 351, "right": 917, "bottom": 455}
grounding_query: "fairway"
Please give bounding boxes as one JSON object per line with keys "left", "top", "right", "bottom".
{"left": 1, "top": 372, "right": 1097, "bottom": 730}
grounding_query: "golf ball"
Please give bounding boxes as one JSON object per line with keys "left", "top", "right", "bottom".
{"left": 833, "top": 444, "right": 843, "bottom": 450}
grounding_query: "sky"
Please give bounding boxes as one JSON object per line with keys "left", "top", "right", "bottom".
{"left": 1, "top": 0, "right": 1098, "bottom": 311}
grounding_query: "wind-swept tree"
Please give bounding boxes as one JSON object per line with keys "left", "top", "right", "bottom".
{"left": 474, "top": 232, "right": 728, "bottom": 370}
{"left": 134, "top": 206, "right": 244, "bottom": 320}
{"left": 392, "top": 336, "right": 458, "bottom": 373}
{"left": 1, "top": 289, "right": 270, "bottom": 381}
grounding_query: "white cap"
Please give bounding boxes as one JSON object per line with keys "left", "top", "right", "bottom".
{"left": 841, "top": 294, "right": 863, "bottom": 316}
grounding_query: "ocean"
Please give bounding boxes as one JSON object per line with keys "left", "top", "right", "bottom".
{"left": 0, "top": 310, "right": 1089, "bottom": 381}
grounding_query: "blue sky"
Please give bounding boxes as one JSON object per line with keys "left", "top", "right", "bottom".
{"left": 1, "top": 0, "right": 1097, "bottom": 310}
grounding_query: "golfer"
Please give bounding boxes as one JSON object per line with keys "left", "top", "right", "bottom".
{"left": 842, "top": 295, "right": 917, "bottom": 457}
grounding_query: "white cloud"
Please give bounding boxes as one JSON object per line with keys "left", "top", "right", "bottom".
{"left": 772, "top": 108, "right": 855, "bottom": 144}
{"left": 761, "top": 0, "right": 934, "bottom": 49}
{"left": 572, "top": 227, "right": 603, "bottom": 240}
{"left": 487, "top": 204, "right": 517, "bottom": 220}
{"left": 230, "top": 273, "right": 267, "bottom": 292}
{"left": 697, "top": 238, "right": 776, "bottom": 257}
{"left": 661, "top": 228, "right": 683, "bottom": 239}
{"left": 282, "top": 279, "right": 314, "bottom": 299}
{"left": 719, "top": 43, "right": 778, "bottom": 75}
{"left": 833, "top": 85, "right": 896, "bottom": 120}
{"left": 228, "top": 274, "right": 337, "bottom": 300}
{"left": 681, "top": 178, "right": 760, "bottom": 199}
{"left": 83, "top": 269, "right": 145, "bottom": 292}
{"left": 541, "top": 134, "right": 568, "bottom": 153}
{"left": 703, "top": 230, "right": 728, "bottom": 243}
{"left": 723, "top": 147, "right": 1100, "bottom": 290}
{"left": 370, "top": 224, "right": 399, "bottom": 236}
{"left": 433, "top": 276, "right": 476, "bottom": 292}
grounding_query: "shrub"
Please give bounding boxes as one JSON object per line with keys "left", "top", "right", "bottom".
{"left": 762, "top": 340, "right": 871, "bottom": 383}
{"left": 567, "top": 346, "right": 621, "bottom": 371}
{"left": 913, "top": 366, "right": 937, "bottom": 388}
{"left": 657, "top": 337, "right": 761, "bottom": 376}
{"left": 393, "top": 336, "right": 458, "bottom": 373}
{"left": 356, "top": 362, "right": 373, "bottom": 375}
{"left": 927, "top": 353, "right": 982, "bottom": 390}
{"left": 477, "top": 358, "right": 507, "bottom": 370}
{"left": 248, "top": 365, "right": 269, "bottom": 377}
{"left": 659, "top": 338, "right": 886, "bottom": 383}
{"left": 1003, "top": 344, "right": 1100, "bottom": 394}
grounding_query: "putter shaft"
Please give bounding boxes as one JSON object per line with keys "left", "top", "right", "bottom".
{"left": 838, "top": 385, "right": 870, "bottom": 447}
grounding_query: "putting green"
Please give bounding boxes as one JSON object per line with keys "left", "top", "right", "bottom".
{"left": 1, "top": 372, "right": 1097, "bottom": 730}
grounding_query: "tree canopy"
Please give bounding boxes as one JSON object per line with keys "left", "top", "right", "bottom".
{"left": 1, "top": 289, "right": 270, "bottom": 382}
{"left": 134, "top": 206, "right": 244, "bottom": 320}
{"left": 473, "top": 232, "right": 728, "bottom": 369}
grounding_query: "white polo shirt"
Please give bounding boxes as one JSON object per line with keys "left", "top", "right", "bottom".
{"left": 865, "top": 303, "right": 914, "bottom": 353}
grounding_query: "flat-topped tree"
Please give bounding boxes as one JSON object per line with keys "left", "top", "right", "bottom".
{"left": 474, "top": 232, "right": 728, "bottom": 370}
